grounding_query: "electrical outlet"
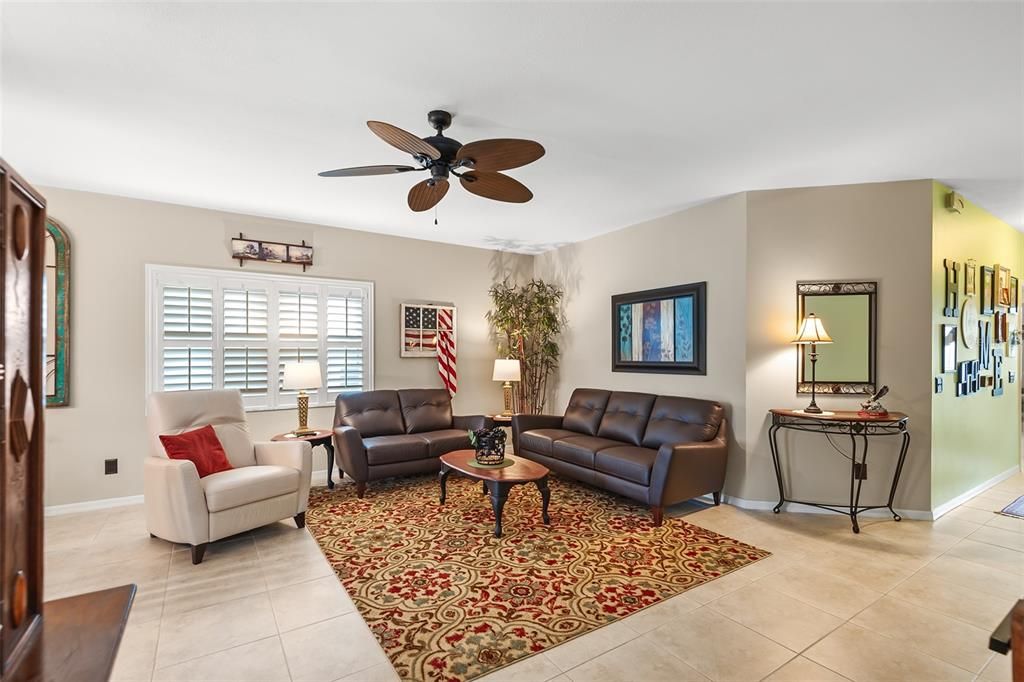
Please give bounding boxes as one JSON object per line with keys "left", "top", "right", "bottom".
{"left": 104, "top": 458, "right": 118, "bottom": 475}
{"left": 935, "top": 377, "right": 943, "bottom": 393}
{"left": 853, "top": 462, "right": 868, "bottom": 480}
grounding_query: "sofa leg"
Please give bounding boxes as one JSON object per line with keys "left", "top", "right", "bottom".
{"left": 294, "top": 512, "right": 306, "bottom": 529}
{"left": 356, "top": 482, "right": 367, "bottom": 498}
{"left": 713, "top": 491, "right": 722, "bottom": 506}
{"left": 651, "top": 506, "right": 664, "bottom": 527}
{"left": 190, "top": 543, "right": 208, "bottom": 565}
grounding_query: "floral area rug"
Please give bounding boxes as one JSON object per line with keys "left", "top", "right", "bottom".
{"left": 306, "top": 474, "right": 769, "bottom": 682}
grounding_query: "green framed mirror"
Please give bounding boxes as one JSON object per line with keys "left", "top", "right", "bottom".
{"left": 45, "top": 217, "right": 70, "bottom": 406}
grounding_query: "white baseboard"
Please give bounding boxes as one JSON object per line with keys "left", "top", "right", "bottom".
{"left": 44, "top": 469, "right": 333, "bottom": 516}
{"left": 696, "top": 493, "right": 933, "bottom": 521}
{"left": 44, "top": 494, "right": 144, "bottom": 517}
{"left": 930, "top": 465, "right": 1021, "bottom": 520}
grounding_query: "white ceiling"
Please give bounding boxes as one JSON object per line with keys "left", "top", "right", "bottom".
{"left": 2, "top": 2, "right": 1022, "bottom": 252}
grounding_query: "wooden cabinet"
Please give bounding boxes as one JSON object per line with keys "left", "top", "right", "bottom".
{"left": 0, "top": 159, "right": 47, "bottom": 678}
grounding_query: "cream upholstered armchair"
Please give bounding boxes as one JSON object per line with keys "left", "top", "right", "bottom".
{"left": 145, "top": 389, "right": 312, "bottom": 564}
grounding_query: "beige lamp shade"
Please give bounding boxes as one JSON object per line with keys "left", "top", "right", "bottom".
{"left": 492, "top": 358, "right": 521, "bottom": 382}
{"left": 792, "top": 314, "right": 833, "bottom": 344}
{"left": 282, "top": 361, "right": 323, "bottom": 390}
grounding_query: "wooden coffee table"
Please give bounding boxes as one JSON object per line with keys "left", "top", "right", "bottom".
{"left": 438, "top": 450, "right": 550, "bottom": 538}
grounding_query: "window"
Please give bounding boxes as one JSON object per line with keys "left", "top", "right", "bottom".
{"left": 147, "top": 265, "right": 373, "bottom": 410}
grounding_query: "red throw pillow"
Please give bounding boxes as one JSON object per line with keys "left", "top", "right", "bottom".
{"left": 159, "top": 425, "right": 233, "bottom": 478}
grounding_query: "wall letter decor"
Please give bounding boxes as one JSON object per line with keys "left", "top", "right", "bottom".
{"left": 942, "top": 259, "right": 959, "bottom": 317}
{"left": 979, "top": 321, "right": 992, "bottom": 370}
{"left": 956, "top": 360, "right": 980, "bottom": 397}
{"left": 992, "top": 351, "right": 1004, "bottom": 397}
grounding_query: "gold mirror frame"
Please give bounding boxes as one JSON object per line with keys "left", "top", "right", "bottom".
{"left": 45, "top": 217, "right": 71, "bottom": 407}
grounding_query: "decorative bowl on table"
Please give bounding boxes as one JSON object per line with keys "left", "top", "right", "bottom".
{"left": 469, "top": 427, "right": 507, "bottom": 465}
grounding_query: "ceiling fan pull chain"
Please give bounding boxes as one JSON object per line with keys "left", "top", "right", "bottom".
{"left": 434, "top": 206, "right": 438, "bottom": 226}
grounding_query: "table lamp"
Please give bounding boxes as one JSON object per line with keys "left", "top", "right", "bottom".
{"left": 283, "top": 360, "right": 322, "bottom": 436}
{"left": 792, "top": 313, "right": 833, "bottom": 414}
{"left": 492, "top": 358, "right": 521, "bottom": 416}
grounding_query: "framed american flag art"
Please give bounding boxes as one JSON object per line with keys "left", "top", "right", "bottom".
{"left": 400, "top": 302, "right": 457, "bottom": 358}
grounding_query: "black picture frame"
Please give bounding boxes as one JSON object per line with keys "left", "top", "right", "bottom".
{"left": 980, "top": 265, "right": 995, "bottom": 315}
{"left": 941, "top": 324, "right": 957, "bottom": 374}
{"left": 611, "top": 282, "right": 707, "bottom": 375}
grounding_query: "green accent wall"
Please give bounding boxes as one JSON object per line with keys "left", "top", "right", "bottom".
{"left": 931, "top": 181, "right": 1023, "bottom": 509}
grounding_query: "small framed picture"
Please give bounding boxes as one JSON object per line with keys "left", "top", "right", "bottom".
{"left": 288, "top": 245, "right": 314, "bottom": 265}
{"left": 231, "top": 238, "right": 261, "bottom": 260}
{"left": 964, "top": 259, "right": 977, "bottom": 297}
{"left": 980, "top": 266, "right": 995, "bottom": 315}
{"left": 1010, "top": 276, "right": 1019, "bottom": 314}
{"left": 260, "top": 242, "right": 287, "bottom": 262}
{"left": 995, "top": 264, "right": 1012, "bottom": 309}
{"left": 941, "top": 324, "right": 957, "bottom": 373}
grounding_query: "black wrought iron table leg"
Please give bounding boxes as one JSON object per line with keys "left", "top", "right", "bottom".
{"left": 887, "top": 431, "right": 910, "bottom": 522}
{"left": 488, "top": 482, "right": 510, "bottom": 538}
{"left": 324, "top": 441, "right": 336, "bottom": 489}
{"left": 768, "top": 423, "right": 785, "bottom": 513}
{"left": 536, "top": 476, "right": 551, "bottom": 525}
{"left": 438, "top": 465, "right": 451, "bottom": 504}
{"left": 482, "top": 480, "right": 488, "bottom": 496}
{"left": 848, "top": 432, "right": 860, "bottom": 533}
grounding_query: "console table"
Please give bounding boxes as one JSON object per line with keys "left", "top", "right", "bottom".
{"left": 767, "top": 409, "right": 910, "bottom": 533}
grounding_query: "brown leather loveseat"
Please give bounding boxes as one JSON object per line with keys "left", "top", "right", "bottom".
{"left": 332, "top": 388, "right": 487, "bottom": 497}
{"left": 512, "top": 388, "right": 727, "bottom": 525}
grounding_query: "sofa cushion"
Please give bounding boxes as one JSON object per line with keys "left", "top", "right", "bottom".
{"left": 562, "top": 388, "right": 611, "bottom": 436}
{"left": 336, "top": 390, "right": 405, "bottom": 437}
{"left": 642, "top": 396, "right": 725, "bottom": 449}
{"left": 364, "top": 434, "right": 430, "bottom": 465}
{"left": 595, "top": 446, "right": 658, "bottom": 486}
{"left": 552, "top": 435, "right": 622, "bottom": 469}
{"left": 519, "top": 428, "right": 577, "bottom": 457}
{"left": 398, "top": 389, "right": 453, "bottom": 433}
{"left": 200, "top": 465, "right": 299, "bottom": 512}
{"left": 159, "top": 425, "right": 234, "bottom": 478}
{"left": 417, "top": 428, "right": 472, "bottom": 458}
{"left": 597, "top": 392, "right": 657, "bottom": 446}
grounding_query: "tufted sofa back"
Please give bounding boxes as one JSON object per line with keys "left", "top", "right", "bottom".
{"left": 397, "top": 389, "right": 454, "bottom": 433}
{"left": 563, "top": 388, "right": 723, "bottom": 448}
{"left": 335, "top": 390, "right": 406, "bottom": 437}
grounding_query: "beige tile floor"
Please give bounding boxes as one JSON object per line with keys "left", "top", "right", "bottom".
{"left": 43, "top": 471, "right": 1024, "bottom": 682}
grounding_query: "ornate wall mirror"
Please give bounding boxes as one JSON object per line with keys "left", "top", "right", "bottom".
{"left": 797, "top": 280, "right": 877, "bottom": 395}
{"left": 45, "top": 217, "right": 70, "bottom": 406}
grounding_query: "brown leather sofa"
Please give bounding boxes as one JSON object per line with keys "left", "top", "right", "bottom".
{"left": 512, "top": 388, "right": 727, "bottom": 525}
{"left": 332, "top": 388, "right": 487, "bottom": 497}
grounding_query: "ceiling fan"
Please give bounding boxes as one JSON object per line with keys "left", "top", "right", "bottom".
{"left": 318, "top": 110, "right": 545, "bottom": 213}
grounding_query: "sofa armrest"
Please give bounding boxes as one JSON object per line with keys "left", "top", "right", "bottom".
{"left": 255, "top": 440, "right": 313, "bottom": 514}
{"left": 511, "top": 414, "right": 564, "bottom": 455}
{"left": 452, "top": 414, "right": 487, "bottom": 431}
{"left": 333, "top": 425, "right": 368, "bottom": 484}
{"left": 143, "top": 456, "right": 210, "bottom": 545}
{"left": 649, "top": 418, "right": 729, "bottom": 507}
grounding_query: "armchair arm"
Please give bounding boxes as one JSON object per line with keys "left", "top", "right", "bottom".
{"left": 255, "top": 440, "right": 312, "bottom": 514}
{"left": 333, "top": 425, "right": 368, "bottom": 484}
{"left": 649, "top": 418, "right": 729, "bottom": 507}
{"left": 143, "top": 456, "right": 209, "bottom": 545}
{"left": 511, "top": 414, "right": 564, "bottom": 455}
{"left": 452, "top": 414, "right": 488, "bottom": 431}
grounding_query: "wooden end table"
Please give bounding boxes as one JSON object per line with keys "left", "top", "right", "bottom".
{"left": 438, "top": 450, "right": 550, "bottom": 538}
{"left": 271, "top": 429, "right": 337, "bottom": 488}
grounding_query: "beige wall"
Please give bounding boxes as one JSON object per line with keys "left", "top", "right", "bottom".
{"left": 42, "top": 187, "right": 531, "bottom": 506}
{"left": 745, "top": 181, "right": 935, "bottom": 512}
{"left": 535, "top": 194, "right": 752, "bottom": 493}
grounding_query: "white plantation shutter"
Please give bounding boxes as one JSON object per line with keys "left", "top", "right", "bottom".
{"left": 147, "top": 265, "right": 373, "bottom": 411}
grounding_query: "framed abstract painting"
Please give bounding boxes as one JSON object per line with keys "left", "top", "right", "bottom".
{"left": 611, "top": 282, "right": 707, "bottom": 374}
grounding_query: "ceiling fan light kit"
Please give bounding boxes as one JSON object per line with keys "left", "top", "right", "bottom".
{"left": 319, "top": 109, "right": 544, "bottom": 213}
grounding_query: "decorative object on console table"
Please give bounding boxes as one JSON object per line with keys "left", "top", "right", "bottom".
{"left": 791, "top": 313, "right": 833, "bottom": 414}
{"left": 231, "top": 233, "right": 314, "bottom": 271}
{"left": 492, "top": 358, "right": 520, "bottom": 416}
{"left": 767, "top": 409, "right": 910, "bottom": 533}
{"left": 942, "top": 258, "right": 960, "bottom": 317}
{"left": 610, "top": 281, "right": 707, "bottom": 375}
{"left": 273, "top": 429, "right": 336, "bottom": 488}
{"left": 942, "top": 325, "right": 958, "bottom": 373}
{"left": 44, "top": 217, "right": 71, "bottom": 407}
{"left": 282, "top": 360, "right": 322, "bottom": 436}
{"left": 400, "top": 302, "right": 456, "bottom": 357}
{"left": 858, "top": 385, "right": 889, "bottom": 417}
{"left": 980, "top": 265, "right": 996, "bottom": 315}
